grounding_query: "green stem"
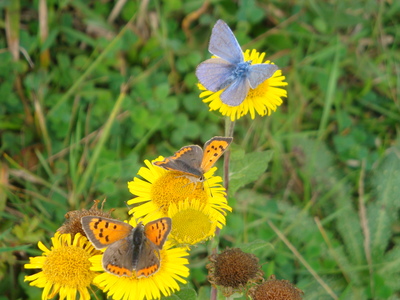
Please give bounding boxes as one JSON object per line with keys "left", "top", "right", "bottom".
{"left": 223, "top": 117, "right": 236, "bottom": 193}
{"left": 211, "top": 117, "right": 236, "bottom": 300}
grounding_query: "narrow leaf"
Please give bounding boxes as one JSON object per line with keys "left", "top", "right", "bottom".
{"left": 370, "top": 148, "right": 400, "bottom": 257}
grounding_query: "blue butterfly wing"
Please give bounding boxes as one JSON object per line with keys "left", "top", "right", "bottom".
{"left": 220, "top": 75, "right": 250, "bottom": 107}
{"left": 196, "top": 58, "right": 236, "bottom": 92}
{"left": 209, "top": 20, "right": 244, "bottom": 65}
{"left": 247, "top": 64, "right": 278, "bottom": 89}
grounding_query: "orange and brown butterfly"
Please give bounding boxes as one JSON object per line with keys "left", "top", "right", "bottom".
{"left": 153, "top": 136, "right": 233, "bottom": 181}
{"left": 81, "top": 216, "right": 171, "bottom": 278}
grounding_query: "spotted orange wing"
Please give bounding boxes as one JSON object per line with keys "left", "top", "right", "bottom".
{"left": 81, "top": 216, "right": 133, "bottom": 249}
{"left": 143, "top": 217, "right": 172, "bottom": 249}
{"left": 135, "top": 239, "right": 161, "bottom": 277}
{"left": 200, "top": 136, "right": 233, "bottom": 172}
{"left": 153, "top": 145, "right": 204, "bottom": 178}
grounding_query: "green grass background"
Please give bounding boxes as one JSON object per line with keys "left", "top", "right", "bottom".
{"left": 1, "top": 0, "right": 399, "bottom": 299}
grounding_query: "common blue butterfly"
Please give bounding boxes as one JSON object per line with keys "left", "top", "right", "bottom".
{"left": 196, "top": 20, "right": 278, "bottom": 107}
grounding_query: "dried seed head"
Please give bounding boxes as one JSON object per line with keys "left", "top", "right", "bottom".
{"left": 207, "top": 248, "right": 264, "bottom": 297}
{"left": 57, "top": 199, "right": 113, "bottom": 237}
{"left": 248, "top": 275, "right": 304, "bottom": 300}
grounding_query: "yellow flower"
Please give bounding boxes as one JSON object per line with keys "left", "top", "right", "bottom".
{"left": 90, "top": 218, "right": 190, "bottom": 300}
{"left": 127, "top": 158, "right": 231, "bottom": 221}
{"left": 168, "top": 199, "right": 224, "bottom": 245}
{"left": 24, "top": 232, "right": 100, "bottom": 300}
{"left": 198, "top": 49, "right": 288, "bottom": 121}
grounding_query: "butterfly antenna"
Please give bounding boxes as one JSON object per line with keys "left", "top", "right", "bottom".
{"left": 151, "top": 205, "right": 168, "bottom": 218}
{"left": 173, "top": 174, "right": 201, "bottom": 192}
{"left": 123, "top": 200, "right": 132, "bottom": 210}
{"left": 186, "top": 181, "right": 199, "bottom": 195}
{"left": 100, "top": 198, "right": 107, "bottom": 210}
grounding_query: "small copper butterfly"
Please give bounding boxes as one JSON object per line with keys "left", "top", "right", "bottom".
{"left": 81, "top": 216, "right": 171, "bottom": 277}
{"left": 153, "top": 136, "right": 233, "bottom": 181}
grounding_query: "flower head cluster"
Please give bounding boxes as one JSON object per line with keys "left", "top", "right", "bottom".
{"left": 128, "top": 156, "right": 231, "bottom": 246}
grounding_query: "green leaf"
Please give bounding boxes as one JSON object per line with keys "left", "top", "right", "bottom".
{"left": 60, "top": 26, "right": 98, "bottom": 47}
{"left": 154, "top": 83, "right": 171, "bottom": 100}
{"left": 197, "top": 286, "right": 210, "bottom": 300}
{"left": 163, "top": 287, "right": 197, "bottom": 300}
{"left": 293, "top": 137, "right": 365, "bottom": 267}
{"left": 237, "top": 239, "right": 272, "bottom": 254}
{"left": 373, "top": 273, "right": 393, "bottom": 299}
{"left": 380, "top": 246, "right": 400, "bottom": 286}
{"left": 229, "top": 150, "right": 273, "bottom": 196}
{"left": 0, "top": 244, "right": 31, "bottom": 253}
{"left": 370, "top": 147, "right": 400, "bottom": 257}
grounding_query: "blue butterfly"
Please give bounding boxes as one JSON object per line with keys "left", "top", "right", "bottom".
{"left": 196, "top": 20, "right": 278, "bottom": 107}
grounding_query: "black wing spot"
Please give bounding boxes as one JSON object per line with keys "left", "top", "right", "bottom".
{"left": 94, "top": 220, "right": 101, "bottom": 229}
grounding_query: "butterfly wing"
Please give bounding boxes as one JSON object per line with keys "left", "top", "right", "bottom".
{"left": 201, "top": 136, "right": 233, "bottom": 173}
{"left": 102, "top": 237, "right": 135, "bottom": 277}
{"left": 196, "top": 58, "right": 236, "bottom": 92}
{"left": 153, "top": 145, "right": 204, "bottom": 178}
{"left": 209, "top": 19, "right": 244, "bottom": 64}
{"left": 144, "top": 217, "right": 172, "bottom": 250}
{"left": 135, "top": 239, "right": 161, "bottom": 278}
{"left": 81, "top": 216, "right": 133, "bottom": 249}
{"left": 220, "top": 74, "right": 250, "bottom": 107}
{"left": 133, "top": 218, "right": 172, "bottom": 278}
{"left": 247, "top": 64, "right": 278, "bottom": 89}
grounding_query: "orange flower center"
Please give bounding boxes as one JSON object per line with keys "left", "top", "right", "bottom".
{"left": 151, "top": 172, "right": 209, "bottom": 215}
{"left": 42, "top": 245, "right": 94, "bottom": 288}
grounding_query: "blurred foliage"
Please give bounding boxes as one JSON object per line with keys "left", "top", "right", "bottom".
{"left": 0, "top": 0, "right": 399, "bottom": 299}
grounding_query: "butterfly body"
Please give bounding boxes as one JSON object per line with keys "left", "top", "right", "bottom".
{"left": 153, "top": 136, "right": 233, "bottom": 182}
{"left": 196, "top": 20, "right": 278, "bottom": 107}
{"left": 129, "top": 225, "right": 145, "bottom": 270}
{"left": 216, "top": 61, "right": 252, "bottom": 91}
{"left": 81, "top": 216, "right": 171, "bottom": 277}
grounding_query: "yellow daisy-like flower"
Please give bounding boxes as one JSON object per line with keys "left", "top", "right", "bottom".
{"left": 24, "top": 232, "right": 100, "bottom": 300}
{"left": 90, "top": 218, "right": 190, "bottom": 300}
{"left": 168, "top": 198, "right": 224, "bottom": 245}
{"left": 127, "top": 158, "right": 231, "bottom": 220}
{"left": 198, "top": 49, "right": 288, "bottom": 121}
